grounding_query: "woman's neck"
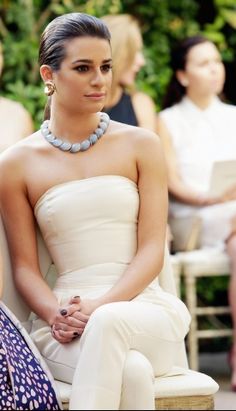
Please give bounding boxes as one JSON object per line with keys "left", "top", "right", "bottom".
{"left": 186, "top": 91, "right": 215, "bottom": 110}
{"left": 48, "top": 108, "right": 100, "bottom": 144}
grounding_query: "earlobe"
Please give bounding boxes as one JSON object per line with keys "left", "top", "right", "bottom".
{"left": 176, "top": 70, "right": 189, "bottom": 87}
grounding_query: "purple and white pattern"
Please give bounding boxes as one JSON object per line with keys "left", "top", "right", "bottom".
{"left": 0, "top": 306, "right": 61, "bottom": 410}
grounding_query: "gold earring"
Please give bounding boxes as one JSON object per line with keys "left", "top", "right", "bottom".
{"left": 44, "top": 80, "right": 56, "bottom": 96}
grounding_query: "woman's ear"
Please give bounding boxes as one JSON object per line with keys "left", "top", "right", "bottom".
{"left": 176, "top": 69, "right": 189, "bottom": 87}
{"left": 40, "top": 65, "right": 53, "bottom": 82}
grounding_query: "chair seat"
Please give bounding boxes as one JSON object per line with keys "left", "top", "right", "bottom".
{"left": 54, "top": 366, "right": 219, "bottom": 408}
{"left": 176, "top": 249, "right": 230, "bottom": 277}
{"left": 154, "top": 367, "right": 218, "bottom": 398}
{"left": 54, "top": 380, "right": 71, "bottom": 406}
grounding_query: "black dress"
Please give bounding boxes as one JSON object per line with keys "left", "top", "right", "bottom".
{"left": 105, "top": 92, "right": 138, "bottom": 126}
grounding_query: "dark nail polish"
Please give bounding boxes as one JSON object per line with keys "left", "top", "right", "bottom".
{"left": 60, "top": 309, "right": 67, "bottom": 316}
{"left": 73, "top": 296, "right": 80, "bottom": 298}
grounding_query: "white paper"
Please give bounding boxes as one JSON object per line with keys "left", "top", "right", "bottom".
{"left": 208, "top": 160, "right": 236, "bottom": 196}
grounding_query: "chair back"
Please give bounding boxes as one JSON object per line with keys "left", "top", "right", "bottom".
{"left": 0, "top": 215, "right": 52, "bottom": 322}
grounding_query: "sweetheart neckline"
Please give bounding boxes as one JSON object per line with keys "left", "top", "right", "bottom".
{"left": 34, "top": 175, "right": 138, "bottom": 212}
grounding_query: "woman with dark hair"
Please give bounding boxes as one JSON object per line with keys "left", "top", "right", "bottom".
{"left": 162, "top": 36, "right": 211, "bottom": 109}
{"left": 156, "top": 35, "right": 236, "bottom": 390}
{"left": 0, "top": 13, "right": 190, "bottom": 409}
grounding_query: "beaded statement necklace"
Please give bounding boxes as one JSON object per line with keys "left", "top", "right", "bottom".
{"left": 40, "top": 112, "right": 110, "bottom": 153}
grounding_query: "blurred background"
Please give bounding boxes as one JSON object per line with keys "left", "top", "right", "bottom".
{"left": 1, "top": 0, "right": 236, "bottom": 128}
{"left": 0, "top": 0, "right": 236, "bottom": 395}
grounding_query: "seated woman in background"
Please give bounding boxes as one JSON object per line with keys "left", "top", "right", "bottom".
{"left": 102, "top": 14, "right": 157, "bottom": 130}
{"left": 0, "top": 42, "right": 34, "bottom": 152}
{"left": 0, "top": 252, "right": 61, "bottom": 410}
{"left": 156, "top": 35, "right": 236, "bottom": 390}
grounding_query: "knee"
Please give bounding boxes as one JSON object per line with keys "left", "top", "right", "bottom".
{"left": 88, "top": 303, "right": 122, "bottom": 333}
{"left": 120, "top": 351, "right": 155, "bottom": 410}
{"left": 123, "top": 350, "right": 154, "bottom": 386}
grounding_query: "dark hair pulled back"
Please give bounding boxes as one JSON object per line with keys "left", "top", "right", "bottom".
{"left": 39, "top": 13, "right": 111, "bottom": 119}
{"left": 162, "top": 35, "right": 210, "bottom": 109}
{"left": 39, "top": 12, "right": 110, "bottom": 69}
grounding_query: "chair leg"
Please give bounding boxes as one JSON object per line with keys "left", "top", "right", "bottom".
{"left": 185, "top": 275, "right": 199, "bottom": 370}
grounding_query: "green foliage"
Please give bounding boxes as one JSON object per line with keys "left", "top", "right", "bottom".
{"left": 197, "top": 275, "right": 229, "bottom": 304}
{"left": 1, "top": 0, "right": 236, "bottom": 122}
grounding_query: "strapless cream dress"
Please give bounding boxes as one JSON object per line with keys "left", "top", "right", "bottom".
{"left": 33, "top": 175, "right": 189, "bottom": 317}
{"left": 31, "top": 175, "right": 190, "bottom": 409}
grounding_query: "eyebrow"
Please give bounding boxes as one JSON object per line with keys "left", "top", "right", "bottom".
{"left": 72, "top": 58, "right": 112, "bottom": 64}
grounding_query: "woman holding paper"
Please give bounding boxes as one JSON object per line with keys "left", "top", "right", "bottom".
{"left": 156, "top": 34, "right": 236, "bottom": 390}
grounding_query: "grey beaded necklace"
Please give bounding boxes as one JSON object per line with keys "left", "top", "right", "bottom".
{"left": 40, "top": 112, "right": 110, "bottom": 153}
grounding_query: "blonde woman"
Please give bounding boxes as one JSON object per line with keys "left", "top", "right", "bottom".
{"left": 102, "top": 13, "right": 173, "bottom": 249}
{"left": 0, "top": 42, "right": 34, "bottom": 152}
{"left": 102, "top": 14, "right": 157, "bottom": 131}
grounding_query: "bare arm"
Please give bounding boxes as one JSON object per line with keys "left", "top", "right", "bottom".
{"left": 0, "top": 153, "right": 59, "bottom": 325}
{"left": 156, "top": 115, "right": 221, "bottom": 206}
{"left": 94, "top": 130, "right": 168, "bottom": 306}
{"left": 132, "top": 92, "right": 157, "bottom": 131}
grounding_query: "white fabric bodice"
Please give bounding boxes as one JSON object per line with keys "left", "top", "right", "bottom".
{"left": 34, "top": 175, "right": 189, "bottom": 321}
{"left": 35, "top": 176, "right": 139, "bottom": 291}
{"left": 160, "top": 96, "right": 236, "bottom": 216}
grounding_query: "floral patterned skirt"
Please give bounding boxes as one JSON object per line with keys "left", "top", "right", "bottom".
{"left": 0, "top": 302, "right": 62, "bottom": 410}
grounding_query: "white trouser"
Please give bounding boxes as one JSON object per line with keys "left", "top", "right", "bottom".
{"left": 42, "top": 301, "right": 186, "bottom": 410}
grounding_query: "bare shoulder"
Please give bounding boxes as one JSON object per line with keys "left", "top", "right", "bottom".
{"left": 155, "top": 113, "right": 173, "bottom": 144}
{"left": 110, "top": 122, "right": 168, "bottom": 183}
{"left": 109, "top": 119, "right": 162, "bottom": 154}
{"left": 0, "top": 131, "right": 41, "bottom": 184}
{"left": 0, "top": 97, "right": 31, "bottom": 119}
{"left": 131, "top": 92, "right": 157, "bottom": 131}
{"left": 132, "top": 91, "right": 155, "bottom": 108}
{"left": 109, "top": 119, "right": 158, "bottom": 138}
{"left": 156, "top": 112, "right": 166, "bottom": 127}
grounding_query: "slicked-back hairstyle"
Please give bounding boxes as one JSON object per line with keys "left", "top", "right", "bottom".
{"left": 39, "top": 13, "right": 111, "bottom": 120}
{"left": 39, "top": 12, "right": 111, "bottom": 70}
